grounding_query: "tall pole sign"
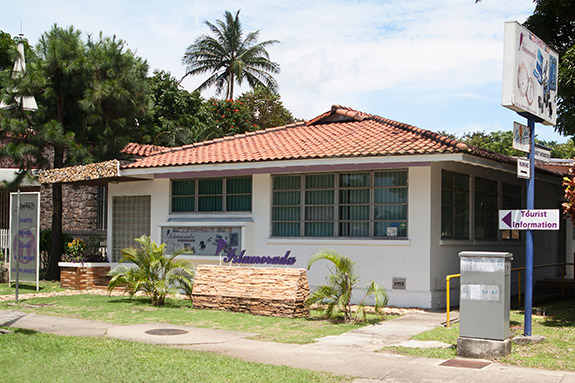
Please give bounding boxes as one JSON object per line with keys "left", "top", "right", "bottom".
{"left": 502, "top": 22, "right": 559, "bottom": 337}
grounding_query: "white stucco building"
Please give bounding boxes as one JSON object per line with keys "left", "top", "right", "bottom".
{"left": 41, "top": 106, "right": 571, "bottom": 309}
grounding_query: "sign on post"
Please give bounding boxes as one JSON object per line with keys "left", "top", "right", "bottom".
{"left": 517, "top": 158, "right": 530, "bottom": 179}
{"left": 502, "top": 21, "right": 559, "bottom": 126}
{"left": 513, "top": 122, "right": 530, "bottom": 153}
{"left": 9, "top": 192, "right": 40, "bottom": 288}
{"left": 534, "top": 144, "right": 551, "bottom": 163}
{"left": 499, "top": 209, "right": 559, "bottom": 230}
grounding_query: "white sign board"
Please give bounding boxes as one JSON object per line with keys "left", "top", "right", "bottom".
{"left": 513, "top": 122, "right": 530, "bottom": 153}
{"left": 160, "top": 226, "right": 241, "bottom": 255}
{"left": 9, "top": 192, "right": 40, "bottom": 286}
{"left": 499, "top": 209, "right": 559, "bottom": 230}
{"left": 534, "top": 144, "right": 551, "bottom": 163}
{"left": 517, "top": 158, "right": 530, "bottom": 179}
{"left": 502, "top": 21, "right": 559, "bottom": 126}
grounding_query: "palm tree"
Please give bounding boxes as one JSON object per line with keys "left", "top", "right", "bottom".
{"left": 182, "top": 10, "right": 280, "bottom": 100}
{"left": 307, "top": 249, "right": 388, "bottom": 322}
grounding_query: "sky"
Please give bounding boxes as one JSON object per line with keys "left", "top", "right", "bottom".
{"left": 1, "top": 0, "right": 569, "bottom": 143}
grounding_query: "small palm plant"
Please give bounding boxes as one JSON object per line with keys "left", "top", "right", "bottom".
{"left": 107, "top": 235, "right": 195, "bottom": 306}
{"left": 307, "top": 249, "right": 388, "bottom": 323}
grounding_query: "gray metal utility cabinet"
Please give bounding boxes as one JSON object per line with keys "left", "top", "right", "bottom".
{"left": 457, "top": 251, "right": 513, "bottom": 358}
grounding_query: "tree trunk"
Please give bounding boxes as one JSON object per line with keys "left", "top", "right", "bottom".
{"left": 44, "top": 147, "right": 64, "bottom": 280}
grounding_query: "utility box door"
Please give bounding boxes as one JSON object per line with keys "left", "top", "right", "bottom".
{"left": 459, "top": 251, "right": 513, "bottom": 341}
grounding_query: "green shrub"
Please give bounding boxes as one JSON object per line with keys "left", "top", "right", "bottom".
{"left": 307, "top": 249, "right": 388, "bottom": 322}
{"left": 107, "top": 235, "right": 195, "bottom": 306}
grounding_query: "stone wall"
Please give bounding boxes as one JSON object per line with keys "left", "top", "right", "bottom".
{"left": 40, "top": 184, "right": 103, "bottom": 234}
{"left": 192, "top": 265, "right": 310, "bottom": 318}
{"left": 59, "top": 263, "right": 111, "bottom": 290}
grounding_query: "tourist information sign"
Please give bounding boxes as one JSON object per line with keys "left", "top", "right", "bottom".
{"left": 499, "top": 209, "right": 559, "bottom": 230}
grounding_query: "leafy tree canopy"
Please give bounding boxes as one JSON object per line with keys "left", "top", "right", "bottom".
{"left": 205, "top": 98, "right": 254, "bottom": 138}
{"left": 0, "top": 24, "right": 149, "bottom": 279}
{"left": 524, "top": 0, "right": 575, "bottom": 57}
{"left": 140, "top": 69, "right": 208, "bottom": 146}
{"left": 237, "top": 86, "right": 295, "bottom": 129}
{"left": 455, "top": 130, "right": 574, "bottom": 159}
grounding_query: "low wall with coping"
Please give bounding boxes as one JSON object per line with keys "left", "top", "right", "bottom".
{"left": 59, "top": 262, "right": 111, "bottom": 290}
{"left": 192, "top": 265, "right": 310, "bottom": 318}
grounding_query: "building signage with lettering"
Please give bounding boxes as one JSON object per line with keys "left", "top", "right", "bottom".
{"left": 161, "top": 226, "right": 241, "bottom": 255}
{"left": 216, "top": 238, "right": 296, "bottom": 266}
{"left": 517, "top": 158, "right": 530, "bottom": 179}
{"left": 9, "top": 192, "right": 40, "bottom": 285}
{"left": 499, "top": 209, "right": 560, "bottom": 230}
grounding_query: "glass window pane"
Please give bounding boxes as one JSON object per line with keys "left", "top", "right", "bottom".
{"left": 198, "top": 195, "right": 222, "bottom": 211}
{"left": 273, "top": 175, "right": 301, "bottom": 190}
{"left": 339, "top": 189, "right": 370, "bottom": 204}
{"left": 227, "top": 177, "right": 251, "bottom": 194}
{"left": 340, "top": 173, "right": 370, "bottom": 187}
{"left": 273, "top": 191, "right": 301, "bottom": 206}
{"left": 273, "top": 222, "right": 300, "bottom": 237}
{"left": 374, "top": 188, "right": 407, "bottom": 203}
{"left": 339, "top": 222, "right": 369, "bottom": 237}
{"left": 273, "top": 206, "right": 300, "bottom": 221}
{"left": 339, "top": 205, "right": 369, "bottom": 220}
{"left": 374, "top": 222, "right": 407, "bottom": 237}
{"left": 227, "top": 195, "right": 251, "bottom": 211}
{"left": 305, "top": 222, "right": 334, "bottom": 236}
{"left": 172, "top": 180, "right": 195, "bottom": 196}
{"left": 172, "top": 196, "right": 195, "bottom": 212}
{"left": 374, "top": 171, "right": 407, "bottom": 187}
{"left": 374, "top": 205, "right": 407, "bottom": 220}
{"left": 305, "top": 206, "right": 334, "bottom": 220}
{"left": 198, "top": 179, "right": 222, "bottom": 195}
{"left": 306, "top": 190, "right": 334, "bottom": 205}
{"left": 305, "top": 174, "right": 334, "bottom": 189}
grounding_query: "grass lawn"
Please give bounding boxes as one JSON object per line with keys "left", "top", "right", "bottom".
{"left": 384, "top": 297, "right": 575, "bottom": 371}
{"left": 0, "top": 281, "right": 65, "bottom": 296}
{"left": 0, "top": 328, "right": 349, "bottom": 383}
{"left": 0, "top": 293, "right": 391, "bottom": 344}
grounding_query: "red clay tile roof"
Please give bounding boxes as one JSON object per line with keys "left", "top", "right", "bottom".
{"left": 120, "top": 105, "right": 517, "bottom": 170}
{"left": 121, "top": 143, "right": 167, "bottom": 157}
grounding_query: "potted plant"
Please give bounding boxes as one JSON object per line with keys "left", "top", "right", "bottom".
{"left": 59, "top": 237, "right": 110, "bottom": 289}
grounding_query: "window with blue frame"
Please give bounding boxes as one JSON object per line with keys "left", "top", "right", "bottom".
{"left": 171, "top": 176, "right": 252, "bottom": 212}
{"left": 272, "top": 170, "right": 408, "bottom": 238}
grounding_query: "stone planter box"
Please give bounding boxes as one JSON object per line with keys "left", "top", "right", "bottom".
{"left": 59, "top": 262, "right": 112, "bottom": 290}
{"left": 192, "top": 265, "right": 310, "bottom": 318}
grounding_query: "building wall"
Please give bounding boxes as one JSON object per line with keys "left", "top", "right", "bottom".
{"left": 429, "top": 161, "right": 565, "bottom": 309}
{"left": 108, "top": 159, "right": 565, "bottom": 309}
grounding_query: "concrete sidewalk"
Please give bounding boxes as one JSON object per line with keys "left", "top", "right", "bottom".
{"left": 1, "top": 308, "right": 575, "bottom": 383}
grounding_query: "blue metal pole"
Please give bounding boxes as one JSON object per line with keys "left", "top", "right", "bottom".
{"left": 525, "top": 117, "right": 535, "bottom": 336}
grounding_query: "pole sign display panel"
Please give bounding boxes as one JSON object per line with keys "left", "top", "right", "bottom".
{"left": 513, "top": 121, "right": 530, "bottom": 153}
{"left": 499, "top": 209, "right": 559, "bottom": 230}
{"left": 517, "top": 158, "right": 530, "bottom": 179}
{"left": 502, "top": 21, "right": 559, "bottom": 126}
{"left": 9, "top": 192, "right": 40, "bottom": 284}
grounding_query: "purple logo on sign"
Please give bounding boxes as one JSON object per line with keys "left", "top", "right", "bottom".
{"left": 216, "top": 239, "right": 296, "bottom": 266}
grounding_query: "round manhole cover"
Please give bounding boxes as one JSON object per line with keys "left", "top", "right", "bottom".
{"left": 145, "top": 328, "right": 188, "bottom": 336}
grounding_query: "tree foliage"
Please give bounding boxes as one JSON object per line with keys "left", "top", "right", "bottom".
{"left": 523, "top": 0, "right": 575, "bottom": 136}
{"left": 182, "top": 10, "right": 280, "bottom": 99}
{"left": 205, "top": 98, "right": 254, "bottom": 138}
{"left": 108, "top": 235, "right": 195, "bottom": 306}
{"left": 0, "top": 25, "right": 149, "bottom": 279}
{"left": 307, "top": 249, "right": 388, "bottom": 323}
{"left": 140, "top": 70, "right": 208, "bottom": 146}
{"left": 237, "top": 86, "right": 295, "bottom": 129}
{"left": 524, "top": 0, "right": 575, "bottom": 57}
